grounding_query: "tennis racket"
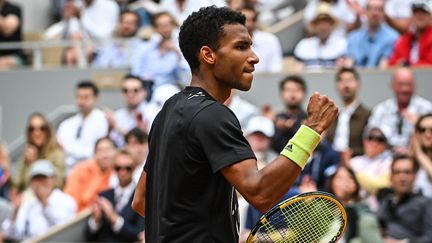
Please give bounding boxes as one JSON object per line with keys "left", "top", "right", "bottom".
{"left": 246, "top": 191, "right": 347, "bottom": 243}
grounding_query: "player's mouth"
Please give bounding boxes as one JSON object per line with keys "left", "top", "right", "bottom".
{"left": 243, "top": 67, "right": 255, "bottom": 73}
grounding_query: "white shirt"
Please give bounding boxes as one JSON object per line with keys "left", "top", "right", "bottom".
{"left": 294, "top": 33, "right": 347, "bottom": 69}
{"left": 369, "top": 95, "right": 432, "bottom": 148}
{"left": 252, "top": 30, "right": 283, "bottom": 73}
{"left": 159, "top": 0, "right": 226, "bottom": 25}
{"left": 333, "top": 101, "right": 359, "bottom": 152}
{"left": 2, "top": 189, "right": 77, "bottom": 241}
{"left": 81, "top": 0, "right": 120, "bottom": 40}
{"left": 57, "top": 108, "right": 109, "bottom": 169}
{"left": 385, "top": 0, "right": 415, "bottom": 19}
{"left": 415, "top": 168, "right": 432, "bottom": 198}
{"left": 228, "top": 95, "right": 259, "bottom": 129}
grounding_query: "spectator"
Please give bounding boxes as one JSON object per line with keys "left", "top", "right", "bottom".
{"left": 294, "top": 2, "right": 347, "bottom": 69}
{"left": 0, "top": 141, "right": 10, "bottom": 199}
{"left": 411, "top": 113, "right": 432, "bottom": 197}
{"left": 65, "top": 137, "right": 116, "bottom": 212}
{"left": 80, "top": 0, "right": 120, "bottom": 41}
{"left": 377, "top": 154, "right": 432, "bottom": 242}
{"left": 271, "top": 75, "right": 307, "bottom": 152}
{"left": 44, "top": 0, "right": 86, "bottom": 40}
{"left": 304, "top": 0, "right": 361, "bottom": 37}
{"left": 346, "top": 0, "right": 399, "bottom": 68}
{"left": 145, "top": 83, "right": 181, "bottom": 129}
{"left": 1, "top": 160, "right": 76, "bottom": 241}
{"left": 131, "top": 11, "right": 189, "bottom": 89}
{"left": 105, "top": 75, "right": 149, "bottom": 147}
{"left": 368, "top": 67, "right": 432, "bottom": 150}
{"left": 57, "top": 81, "right": 109, "bottom": 171}
{"left": 86, "top": 149, "right": 145, "bottom": 242}
{"left": 125, "top": 128, "right": 149, "bottom": 183}
{"left": 158, "top": 0, "right": 226, "bottom": 25}
{"left": 224, "top": 89, "right": 258, "bottom": 129}
{"left": 328, "top": 166, "right": 383, "bottom": 243}
{"left": 384, "top": 0, "right": 416, "bottom": 34}
{"left": 0, "top": 0, "right": 24, "bottom": 69}
{"left": 389, "top": 0, "right": 432, "bottom": 67}
{"left": 239, "top": 4, "right": 283, "bottom": 73}
{"left": 14, "top": 113, "right": 65, "bottom": 192}
{"left": 244, "top": 115, "right": 277, "bottom": 168}
{"left": 92, "top": 10, "right": 142, "bottom": 68}
{"left": 326, "top": 68, "right": 371, "bottom": 160}
{"left": 349, "top": 125, "right": 393, "bottom": 211}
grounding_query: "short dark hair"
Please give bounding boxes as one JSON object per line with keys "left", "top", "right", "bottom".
{"left": 120, "top": 10, "right": 141, "bottom": 26}
{"left": 335, "top": 67, "right": 360, "bottom": 82}
{"left": 125, "top": 128, "right": 148, "bottom": 144}
{"left": 279, "top": 75, "right": 307, "bottom": 92}
{"left": 151, "top": 11, "right": 177, "bottom": 28}
{"left": 179, "top": 6, "right": 246, "bottom": 73}
{"left": 391, "top": 154, "right": 419, "bottom": 174}
{"left": 94, "top": 137, "right": 117, "bottom": 152}
{"left": 122, "top": 74, "right": 144, "bottom": 87}
{"left": 76, "top": 80, "right": 99, "bottom": 96}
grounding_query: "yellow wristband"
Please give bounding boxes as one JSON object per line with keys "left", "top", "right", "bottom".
{"left": 280, "top": 125, "right": 321, "bottom": 169}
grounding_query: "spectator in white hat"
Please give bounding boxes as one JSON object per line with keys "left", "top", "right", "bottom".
{"left": 1, "top": 160, "right": 76, "bottom": 241}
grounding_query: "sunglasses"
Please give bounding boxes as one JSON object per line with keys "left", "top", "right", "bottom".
{"left": 418, "top": 126, "right": 432, "bottom": 134}
{"left": 367, "top": 135, "right": 386, "bottom": 143}
{"left": 28, "top": 125, "right": 48, "bottom": 133}
{"left": 122, "top": 87, "right": 141, "bottom": 94}
{"left": 114, "top": 165, "right": 133, "bottom": 172}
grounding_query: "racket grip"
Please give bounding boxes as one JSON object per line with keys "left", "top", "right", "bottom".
{"left": 280, "top": 125, "right": 321, "bottom": 169}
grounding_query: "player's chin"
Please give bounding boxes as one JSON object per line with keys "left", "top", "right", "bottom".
{"left": 237, "top": 76, "right": 253, "bottom": 91}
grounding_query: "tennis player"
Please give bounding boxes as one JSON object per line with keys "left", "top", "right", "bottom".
{"left": 132, "top": 6, "right": 338, "bottom": 242}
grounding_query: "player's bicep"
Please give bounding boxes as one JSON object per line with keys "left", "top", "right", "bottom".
{"left": 221, "top": 158, "right": 260, "bottom": 198}
{"left": 132, "top": 171, "right": 146, "bottom": 217}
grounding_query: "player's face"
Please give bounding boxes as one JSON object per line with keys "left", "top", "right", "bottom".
{"left": 212, "top": 24, "right": 259, "bottom": 91}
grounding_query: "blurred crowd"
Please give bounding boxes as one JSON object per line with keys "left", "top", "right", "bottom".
{"left": 1, "top": 0, "right": 432, "bottom": 242}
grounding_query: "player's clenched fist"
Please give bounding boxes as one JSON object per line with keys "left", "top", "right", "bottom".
{"left": 304, "top": 92, "right": 338, "bottom": 134}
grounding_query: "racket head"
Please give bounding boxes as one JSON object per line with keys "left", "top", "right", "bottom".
{"left": 246, "top": 191, "right": 347, "bottom": 243}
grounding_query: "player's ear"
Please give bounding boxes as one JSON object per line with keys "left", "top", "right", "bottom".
{"left": 200, "top": 46, "right": 216, "bottom": 65}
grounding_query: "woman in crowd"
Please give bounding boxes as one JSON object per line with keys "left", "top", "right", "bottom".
{"left": 328, "top": 166, "right": 383, "bottom": 243}
{"left": 411, "top": 113, "right": 432, "bottom": 198}
{"left": 14, "top": 113, "right": 65, "bottom": 191}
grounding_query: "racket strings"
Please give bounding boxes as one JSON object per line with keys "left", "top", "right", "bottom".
{"left": 252, "top": 197, "right": 344, "bottom": 243}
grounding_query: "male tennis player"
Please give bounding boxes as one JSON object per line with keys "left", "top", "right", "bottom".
{"left": 132, "top": 6, "right": 338, "bottom": 242}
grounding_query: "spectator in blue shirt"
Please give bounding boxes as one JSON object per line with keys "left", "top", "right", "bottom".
{"left": 346, "top": 0, "right": 399, "bottom": 68}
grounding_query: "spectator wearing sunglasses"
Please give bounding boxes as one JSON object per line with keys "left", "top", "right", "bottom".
{"left": 14, "top": 113, "right": 65, "bottom": 193}
{"left": 57, "top": 81, "right": 109, "bottom": 172}
{"left": 411, "top": 113, "right": 432, "bottom": 198}
{"left": 105, "top": 75, "right": 150, "bottom": 147}
{"left": 348, "top": 124, "right": 393, "bottom": 211}
{"left": 86, "top": 149, "right": 144, "bottom": 242}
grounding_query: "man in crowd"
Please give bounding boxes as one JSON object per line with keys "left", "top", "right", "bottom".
{"left": 377, "top": 154, "right": 432, "bottom": 242}
{"left": 1, "top": 160, "right": 76, "bottom": 241}
{"left": 346, "top": 0, "right": 399, "bottom": 68}
{"left": 271, "top": 75, "right": 308, "bottom": 152}
{"left": 368, "top": 67, "right": 432, "bottom": 150}
{"left": 326, "top": 67, "right": 371, "bottom": 159}
{"left": 57, "top": 81, "right": 109, "bottom": 170}
{"left": 86, "top": 149, "right": 144, "bottom": 242}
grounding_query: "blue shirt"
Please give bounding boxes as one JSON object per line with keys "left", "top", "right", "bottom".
{"left": 131, "top": 40, "right": 189, "bottom": 88}
{"left": 347, "top": 24, "right": 398, "bottom": 67}
{"left": 92, "top": 38, "right": 142, "bottom": 68}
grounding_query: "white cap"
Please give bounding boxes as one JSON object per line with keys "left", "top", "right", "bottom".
{"left": 364, "top": 124, "right": 392, "bottom": 143}
{"left": 28, "top": 159, "right": 56, "bottom": 178}
{"left": 412, "top": 0, "right": 432, "bottom": 13}
{"left": 150, "top": 84, "right": 180, "bottom": 108}
{"left": 244, "top": 116, "right": 275, "bottom": 138}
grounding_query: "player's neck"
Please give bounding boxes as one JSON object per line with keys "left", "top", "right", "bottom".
{"left": 190, "top": 74, "right": 231, "bottom": 103}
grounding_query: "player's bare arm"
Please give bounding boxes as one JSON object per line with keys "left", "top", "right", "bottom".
{"left": 222, "top": 92, "right": 338, "bottom": 212}
{"left": 132, "top": 171, "right": 146, "bottom": 217}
